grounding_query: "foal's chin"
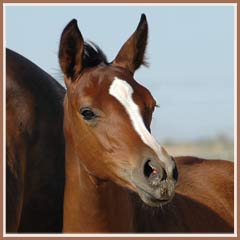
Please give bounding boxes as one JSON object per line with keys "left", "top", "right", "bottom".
{"left": 108, "top": 171, "right": 176, "bottom": 208}
{"left": 133, "top": 179, "right": 176, "bottom": 208}
{"left": 136, "top": 186, "right": 175, "bottom": 208}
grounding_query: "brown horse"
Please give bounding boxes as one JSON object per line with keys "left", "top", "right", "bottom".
{"left": 6, "top": 14, "right": 234, "bottom": 233}
{"left": 59, "top": 14, "right": 234, "bottom": 233}
{"left": 6, "top": 49, "right": 65, "bottom": 232}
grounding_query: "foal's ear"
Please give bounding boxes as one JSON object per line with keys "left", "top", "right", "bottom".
{"left": 113, "top": 14, "right": 148, "bottom": 74}
{"left": 59, "top": 19, "right": 84, "bottom": 83}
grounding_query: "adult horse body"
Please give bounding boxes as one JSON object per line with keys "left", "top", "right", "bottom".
{"left": 6, "top": 49, "right": 65, "bottom": 232}
{"left": 6, "top": 14, "right": 234, "bottom": 233}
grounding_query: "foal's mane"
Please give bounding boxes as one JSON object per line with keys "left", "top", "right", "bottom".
{"left": 83, "top": 42, "right": 108, "bottom": 68}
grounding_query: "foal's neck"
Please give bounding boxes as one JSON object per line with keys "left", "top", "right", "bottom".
{"left": 63, "top": 153, "right": 134, "bottom": 232}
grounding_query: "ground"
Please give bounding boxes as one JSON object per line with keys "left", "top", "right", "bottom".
{"left": 163, "top": 136, "right": 234, "bottom": 161}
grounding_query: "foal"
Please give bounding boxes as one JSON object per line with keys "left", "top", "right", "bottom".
{"left": 59, "top": 15, "right": 233, "bottom": 232}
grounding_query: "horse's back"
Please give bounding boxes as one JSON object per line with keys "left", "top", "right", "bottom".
{"left": 6, "top": 49, "right": 65, "bottom": 232}
{"left": 133, "top": 156, "right": 234, "bottom": 233}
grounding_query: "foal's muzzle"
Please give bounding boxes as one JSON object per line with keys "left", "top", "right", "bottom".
{"left": 132, "top": 155, "right": 178, "bottom": 207}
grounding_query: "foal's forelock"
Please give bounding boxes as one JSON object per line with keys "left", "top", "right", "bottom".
{"left": 109, "top": 77, "right": 175, "bottom": 175}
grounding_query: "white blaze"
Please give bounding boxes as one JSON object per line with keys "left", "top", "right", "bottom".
{"left": 109, "top": 77, "right": 174, "bottom": 174}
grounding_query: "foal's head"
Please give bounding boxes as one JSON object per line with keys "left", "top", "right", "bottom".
{"left": 59, "top": 14, "right": 178, "bottom": 207}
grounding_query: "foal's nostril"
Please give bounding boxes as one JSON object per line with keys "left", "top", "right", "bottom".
{"left": 143, "top": 160, "right": 167, "bottom": 181}
{"left": 144, "top": 160, "right": 154, "bottom": 178}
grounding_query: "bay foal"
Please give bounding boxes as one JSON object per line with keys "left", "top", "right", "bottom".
{"left": 59, "top": 15, "right": 233, "bottom": 232}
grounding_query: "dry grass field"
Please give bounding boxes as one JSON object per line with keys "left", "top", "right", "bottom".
{"left": 163, "top": 136, "right": 234, "bottom": 161}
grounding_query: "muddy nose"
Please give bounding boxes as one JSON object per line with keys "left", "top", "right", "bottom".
{"left": 143, "top": 159, "right": 167, "bottom": 187}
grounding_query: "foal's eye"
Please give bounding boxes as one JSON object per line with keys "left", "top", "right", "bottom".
{"left": 80, "top": 108, "right": 96, "bottom": 121}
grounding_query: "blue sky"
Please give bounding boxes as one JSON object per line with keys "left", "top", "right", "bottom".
{"left": 5, "top": 5, "right": 235, "bottom": 142}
